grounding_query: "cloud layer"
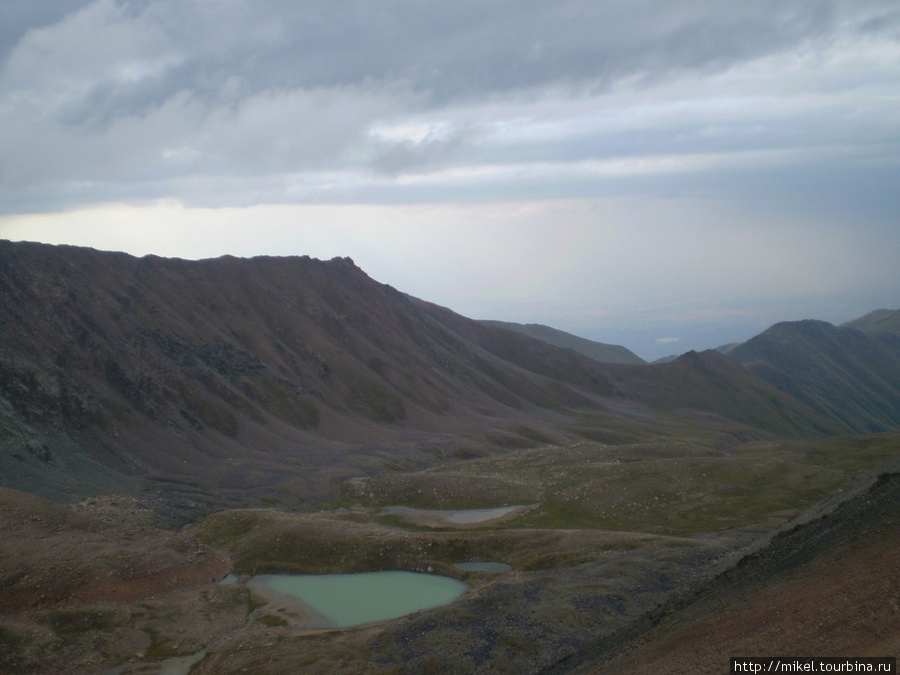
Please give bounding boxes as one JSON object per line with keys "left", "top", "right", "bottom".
{"left": 2, "top": 0, "right": 898, "bottom": 209}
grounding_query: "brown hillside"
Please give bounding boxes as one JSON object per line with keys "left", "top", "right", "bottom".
{"left": 1, "top": 241, "right": 846, "bottom": 511}
{"left": 0, "top": 487, "right": 229, "bottom": 614}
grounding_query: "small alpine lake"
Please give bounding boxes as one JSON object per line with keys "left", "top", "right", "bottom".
{"left": 453, "top": 561, "right": 512, "bottom": 573}
{"left": 246, "top": 571, "right": 469, "bottom": 628}
{"left": 379, "top": 504, "right": 534, "bottom": 527}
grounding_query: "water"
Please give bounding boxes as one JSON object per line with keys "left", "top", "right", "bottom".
{"left": 251, "top": 571, "right": 469, "bottom": 627}
{"left": 453, "top": 562, "right": 511, "bottom": 573}
{"left": 103, "top": 571, "right": 466, "bottom": 674}
{"left": 381, "top": 504, "right": 526, "bottom": 526}
{"left": 441, "top": 506, "right": 523, "bottom": 524}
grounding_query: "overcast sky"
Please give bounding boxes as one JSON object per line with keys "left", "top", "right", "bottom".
{"left": 1, "top": 1, "right": 898, "bottom": 360}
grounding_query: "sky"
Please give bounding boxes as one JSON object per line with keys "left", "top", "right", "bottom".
{"left": 0, "top": 1, "right": 898, "bottom": 360}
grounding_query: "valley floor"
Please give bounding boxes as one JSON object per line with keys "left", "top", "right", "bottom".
{"left": 1, "top": 432, "right": 898, "bottom": 674}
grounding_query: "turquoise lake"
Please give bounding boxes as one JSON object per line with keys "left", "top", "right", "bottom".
{"left": 251, "top": 571, "right": 469, "bottom": 627}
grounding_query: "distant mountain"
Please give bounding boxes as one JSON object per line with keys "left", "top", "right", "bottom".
{"left": 0, "top": 241, "right": 857, "bottom": 507}
{"left": 417, "top": 302, "right": 840, "bottom": 436}
{"left": 605, "top": 349, "right": 845, "bottom": 438}
{"left": 653, "top": 343, "right": 740, "bottom": 365}
{"left": 478, "top": 320, "right": 645, "bottom": 365}
{"left": 727, "top": 316, "right": 900, "bottom": 433}
{"left": 842, "top": 308, "right": 900, "bottom": 337}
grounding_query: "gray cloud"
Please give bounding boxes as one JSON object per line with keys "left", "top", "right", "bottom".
{"left": 1, "top": 1, "right": 896, "bottom": 201}
{"left": 1, "top": 1, "right": 898, "bottom": 359}
{"left": 2, "top": 1, "right": 898, "bottom": 202}
{"left": 0, "top": 0, "right": 93, "bottom": 63}
{"left": 6, "top": 1, "right": 883, "bottom": 110}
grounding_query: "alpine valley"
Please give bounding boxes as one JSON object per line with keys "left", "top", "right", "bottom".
{"left": 1, "top": 240, "right": 898, "bottom": 674}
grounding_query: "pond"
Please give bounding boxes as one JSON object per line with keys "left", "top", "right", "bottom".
{"left": 380, "top": 504, "right": 532, "bottom": 527}
{"left": 107, "top": 571, "right": 467, "bottom": 674}
{"left": 453, "top": 562, "right": 511, "bottom": 573}
{"left": 248, "top": 571, "right": 469, "bottom": 628}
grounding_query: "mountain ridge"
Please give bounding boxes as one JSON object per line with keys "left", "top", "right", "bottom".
{"left": 842, "top": 307, "right": 900, "bottom": 336}
{"left": 0, "top": 240, "right": 848, "bottom": 508}
{"left": 477, "top": 320, "right": 645, "bottom": 365}
{"left": 727, "top": 316, "right": 900, "bottom": 433}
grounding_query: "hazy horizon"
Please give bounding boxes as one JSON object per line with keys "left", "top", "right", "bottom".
{"left": 1, "top": 1, "right": 898, "bottom": 361}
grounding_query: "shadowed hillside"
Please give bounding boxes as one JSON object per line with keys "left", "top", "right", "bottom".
{"left": 843, "top": 308, "right": 900, "bottom": 337}
{"left": 1, "top": 241, "right": 601, "bottom": 506}
{"left": 727, "top": 318, "right": 900, "bottom": 433}
{"left": 412, "top": 300, "right": 842, "bottom": 434}
{"left": 478, "top": 320, "right": 645, "bottom": 365}
{"left": 0, "top": 241, "right": 857, "bottom": 510}
{"left": 602, "top": 350, "right": 847, "bottom": 438}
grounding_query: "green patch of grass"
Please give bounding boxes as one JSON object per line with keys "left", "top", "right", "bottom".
{"left": 257, "top": 613, "right": 289, "bottom": 627}
{"left": 142, "top": 628, "right": 186, "bottom": 659}
{"left": 511, "top": 435, "right": 899, "bottom": 535}
{"left": 346, "top": 433, "right": 900, "bottom": 536}
{"left": 190, "top": 433, "right": 899, "bottom": 577}
{"left": 340, "top": 470, "right": 541, "bottom": 510}
{"left": 254, "top": 376, "right": 320, "bottom": 428}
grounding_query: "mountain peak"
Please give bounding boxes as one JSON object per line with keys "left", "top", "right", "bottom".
{"left": 728, "top": 315, "right": 900, "bottom": 433}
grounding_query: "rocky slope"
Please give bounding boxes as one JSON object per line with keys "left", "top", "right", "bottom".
{"left": 0, "top": 241, "right": 856, "bottom": 511}
{"left": 0, "top": 487, "right": 243, "bottom": 675}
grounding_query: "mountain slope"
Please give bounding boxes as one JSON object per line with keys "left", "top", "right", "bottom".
{"left": 478, "top": 320, "right": 645, "bottom": 365}
{"left": 1, "top": 241, "right": 601, "bottom": 504}
{"left": 0, "top": 241, "right": 848, "bottom": 508}
{"left": 583, "top": 461, "right": 900, "bottom": 674}
{"left": 727, "top": 318, "right": 900, "bottom": 433}
{"left": 413, "top": 300, "right": 843, "bottom": 435}
{"left": 843, "top": 308, "right": 900, "bottom": 337}
{"left": 604, "top": 350, "right": 847, "bottom": 437}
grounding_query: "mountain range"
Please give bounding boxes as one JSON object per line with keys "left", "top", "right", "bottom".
{"left": 4, "top": 240, "right": 887, "bottom": 509}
